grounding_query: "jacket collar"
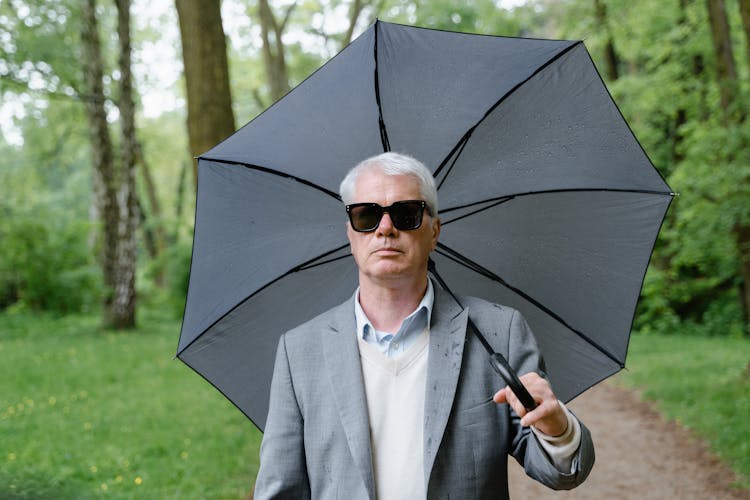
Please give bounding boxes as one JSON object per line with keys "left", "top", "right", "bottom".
{"left": 423, "top": 284, "right": 468, "bottom": 486}
{"left": 321, "top": 293, "right": 376, "bottom": 499}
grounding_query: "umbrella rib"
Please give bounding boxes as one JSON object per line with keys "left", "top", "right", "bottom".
{"left": 436, "top": 135, "right": 471, "bottom": 190}
{"left": 433, "top": 40, "right": 582, "bottom": 182}
{"left": 435, "top": 242, "right": 624, "bottom": 368}
{"left": 296, "top": 252, "right": 352, "bottom": 271}
{"left": 440, "top": 197, "right": 514, "bottom": 225}
{"left": 198, "top": 157, "right": 342, "bottom": 201}
{"left": 374, "top": 20, "right": 391, "bottom": 152}
{"left": 439, "top": 187, "right": 675, "bottom": 221}
{"left": 177, "top": 243, "right": 350, "bottom": 357}
{"left": 177, "top": 355, "right": 266, "bottom": 431}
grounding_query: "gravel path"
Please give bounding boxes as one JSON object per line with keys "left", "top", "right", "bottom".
{"left": 508, "top": 380, "right": 748, "bottom": 499}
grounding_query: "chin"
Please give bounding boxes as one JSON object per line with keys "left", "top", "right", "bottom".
{"left": 366, "top": 264, "right": 418, "bottom": 282}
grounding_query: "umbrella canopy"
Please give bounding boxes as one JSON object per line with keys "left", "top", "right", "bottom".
{"left": 177, "top": 21, "right": 673, "bottom": 431}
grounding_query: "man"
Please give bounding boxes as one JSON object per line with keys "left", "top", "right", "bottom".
{"left": 254, "top": 152, "right": 594, "bottom": 499}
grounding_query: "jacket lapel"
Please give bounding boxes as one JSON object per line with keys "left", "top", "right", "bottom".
{"left": 320, "top": 296, "right": 376, "bottom": 500}
{"left": 423, "top": 286, "right": 468, "bottom": 486}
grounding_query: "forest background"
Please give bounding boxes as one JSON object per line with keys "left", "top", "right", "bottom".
{"left": 1, "top": 0, "right": 749, "bottom": 497}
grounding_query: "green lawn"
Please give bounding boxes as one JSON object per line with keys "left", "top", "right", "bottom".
{"left": 616, "top": 333, "right": 750, "bottom": 488}
{"left": 0, "top": 310, "right": 261, "bottom": 499}
{"left": 2, "top": 311, "right": 749, "bottom": 497}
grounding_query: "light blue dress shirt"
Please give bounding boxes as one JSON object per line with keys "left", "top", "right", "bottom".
{"left": 354, "top": 279, "right": 434, "bottom": 358}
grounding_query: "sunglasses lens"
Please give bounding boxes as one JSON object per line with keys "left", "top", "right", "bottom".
{"left": 349, "top": 205, "right": 383, "bottom": 231}
{"left": 390, "top": 201, "right": 424, "bottom": 230}
{"left": 347, "top": 201, "right": 426, "bottom": 232}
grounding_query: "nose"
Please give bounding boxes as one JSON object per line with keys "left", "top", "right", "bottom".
{"left": 376, "top": 211, "right": 397, "bottom": 236}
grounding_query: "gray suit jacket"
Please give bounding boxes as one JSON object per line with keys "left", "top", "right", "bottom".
{"left": 255, "top": 285, "right": 594, "bottom": 499}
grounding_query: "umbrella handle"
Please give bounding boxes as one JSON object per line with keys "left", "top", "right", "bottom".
{"left": 489, "top": 352, "right": 538, "bottom": 412}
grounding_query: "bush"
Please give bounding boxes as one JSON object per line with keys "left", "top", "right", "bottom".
{"left": 0, "top": 214, "right": 101, "bottom": 314}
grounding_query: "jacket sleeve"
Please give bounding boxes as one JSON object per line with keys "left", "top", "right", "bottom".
{"left": 506, "top": 309, "right": 595, "bottom": 490}
{"left": 254, "top": 334, "right": 311, "bottom": 500}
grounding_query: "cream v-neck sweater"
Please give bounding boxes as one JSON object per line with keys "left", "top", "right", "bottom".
{"left": 358, "top": 328, "right": 430, "bottom": 500}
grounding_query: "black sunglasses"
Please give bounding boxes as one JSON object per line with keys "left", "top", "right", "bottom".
{"left": 346, "top": 200, "right": 430, "bottom": 232}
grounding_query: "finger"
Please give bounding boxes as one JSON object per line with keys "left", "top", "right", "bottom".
{"left": 492, "top": 387, "right": 507, "bottom": 404}
{"left": 503, "top": 386, "right": 530, "bottom": 420}
{"left": 519, "top": 398, "right": 557, "bottom": 427}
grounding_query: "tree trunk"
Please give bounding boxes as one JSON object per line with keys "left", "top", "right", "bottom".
{"left": 706, "top": 0, "right": 750, "bottom": 333}
{"left": 736, "top": 224, "right": 750, "bottom": 329}
{"left": 113, "top": 0, "right": 137, "bottom": 329}
{"left": 175, "top": 0, "right": 236, "bottom": 186}
{"left": 594, "top": 0, "right": 619, "bottom": 81}
{"left": 136, "top": 140, "right": 167, "bottom": 286}
{"left": 81, "top": 0, "right": 119, "bottom": 327}
{"left": 342, "top": 0, "right": 364, "bottom": 48}
{"left": 706, "top": 0, "right": 738, "bottom": 119}
{"left": 258, "top": 0, "right": 294, "bottom": 101}
{"left": 739, "top": 0, "right": 750, "bottom": 72}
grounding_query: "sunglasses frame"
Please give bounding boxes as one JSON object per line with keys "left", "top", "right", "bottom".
{"left": 346, "top": 199, "right": 430, "bottom": 232}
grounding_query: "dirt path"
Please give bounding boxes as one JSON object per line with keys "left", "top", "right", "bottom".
{"left": 507, "top": 380, "right": 748, "bottom": 499}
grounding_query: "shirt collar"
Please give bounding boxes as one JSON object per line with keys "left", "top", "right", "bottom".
{"left": 354, "top": 278, "right": 434, "bottom": 341}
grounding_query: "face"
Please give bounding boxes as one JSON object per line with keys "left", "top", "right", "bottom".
{"left": 346, "top": 169, "right": 440, "bottom": 286}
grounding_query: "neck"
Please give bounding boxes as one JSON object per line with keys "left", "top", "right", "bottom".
{"left": 358, "top": 274, "right": 428, "bottom": 333}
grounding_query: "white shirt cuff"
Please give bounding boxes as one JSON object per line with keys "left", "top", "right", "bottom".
{"left": 530, "top": 400, "right": 581, "bottom": 473}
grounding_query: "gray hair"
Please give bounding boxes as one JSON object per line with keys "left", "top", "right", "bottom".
{"left": 339, "top": 152, "right": 439, "bottom": 216}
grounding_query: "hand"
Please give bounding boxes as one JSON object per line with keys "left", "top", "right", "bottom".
{"left": 492, "top": 372, "right": 568, "bottom": 437}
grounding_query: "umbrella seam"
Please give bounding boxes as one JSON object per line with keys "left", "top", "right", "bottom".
{"left": 374, "top": 20, "right": 391, "bottom": 152}
{"left": 434, "top": 243, "right": 624, "bottom": 367}
{"left": 433, "top": 40, "right": 581, "bottom": 181}
{"left": 193, "top": 158, "right": 342, "bottom": 201}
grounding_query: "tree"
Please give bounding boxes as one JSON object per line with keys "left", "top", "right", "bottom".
{"left": 258, "top": 0, "right": 294, "bottom": 101}
{"left": 706, "top": 0, "right": 750, "bottom": 329}
{"left": 593, "top": 0, "right": 620, "bottom": 81}
{"left": 175, "top": 0, "right": 236, "bottom": 185}
{"left": 114, "top": 0, "right": 138, "bottom": 328}
{"left": 738, "top": 0, "right": 750, "bottom": 82}
{"left": 706, "top": 0, "right": 739, "bottom": 120}
{"left": 82, "top": 0, "right": 122, "bottom": 327}
{"left": 81, "top": 0, "right": 140, "bottom": 328}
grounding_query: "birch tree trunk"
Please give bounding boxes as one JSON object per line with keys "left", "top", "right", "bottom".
{"left": 113, "top": 0, "right": 137, "bottom": 328}
{"left": 81, "top": 0, "right": 120, "bottom": 327}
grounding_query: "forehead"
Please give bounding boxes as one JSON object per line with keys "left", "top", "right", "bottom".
{"left": 352, "top": 170, "right": 421, "bottom": 202}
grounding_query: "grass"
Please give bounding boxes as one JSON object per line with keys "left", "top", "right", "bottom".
{"left": 0, "top": 309, "right": 262, "bottom": 499}
{"left": 2, "top": 309, "right": 749, "bottom": 497}
{"left": 615, "top": 333, "right": 750, "bottom": 489}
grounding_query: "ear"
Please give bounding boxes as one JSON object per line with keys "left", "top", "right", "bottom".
{"left": 430, "top": 218, "right": 441, "bottom": 250}
{"left": 346, "top": 222, "right": 354, "bottom": 251}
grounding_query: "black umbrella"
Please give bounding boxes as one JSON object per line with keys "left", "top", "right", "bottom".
{"left": 177, "top": 21, "right": 673, "bottom": 431}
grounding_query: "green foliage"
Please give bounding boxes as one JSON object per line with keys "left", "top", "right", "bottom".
{"left": 0, "top": 208, "right": 102, "bottom": 314}
{"left": 617, "top": 333, "right": 750, "bottom": 487}
{"left": 0, "top": 0, "right": 84, "bottom": 97}
{"left": 0, "top": 97, "right": 101, "bottom": 314}
{"left": 0, "top": 309, "right": 260, "bottom": 498}
{"left": 380, "top": 0, "right": 523, "bottom": 35}
{"left": 555, "top": 0, "right": 750, "bottom": 336}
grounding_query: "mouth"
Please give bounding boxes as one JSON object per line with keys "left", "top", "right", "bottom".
{"left": 374, "top": 247, "right": 402, "bottom": 255}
